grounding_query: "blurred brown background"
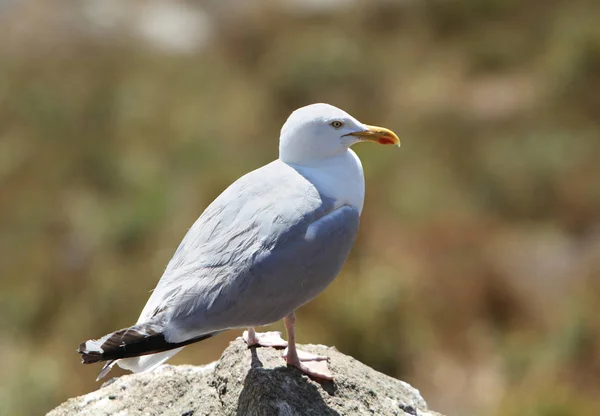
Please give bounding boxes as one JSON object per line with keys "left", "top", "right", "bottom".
{"left": 1, "top": 0, "right": 599, "bottom": 415}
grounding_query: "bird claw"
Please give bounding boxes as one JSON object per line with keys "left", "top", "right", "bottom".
{"left": 283, "top": 349, "right": 333, "bottom": 380}
{"left": 294, "top": 360, "right": 333, "bottom": 380}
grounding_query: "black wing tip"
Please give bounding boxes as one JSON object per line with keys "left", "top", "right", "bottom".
{"left": 77, "top": 340, "right": 104, "bottom": 364}
{"left": 81, "top": 353, "right": 103, "bottom": 364}
{"left": 77, "top": 326, "right": 217, "bottom": 365}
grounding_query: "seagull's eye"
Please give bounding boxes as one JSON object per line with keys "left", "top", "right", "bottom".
{"left": 330, "top": 120, "right": 344, "bottom": 129}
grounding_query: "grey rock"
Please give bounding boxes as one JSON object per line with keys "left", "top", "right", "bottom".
{"left": 48, "top": 340, "right": 444, "bottom": 416}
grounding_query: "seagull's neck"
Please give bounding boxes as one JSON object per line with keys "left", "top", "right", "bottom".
{"left": 282, "top": 149, "right": 365, "bottom": 213}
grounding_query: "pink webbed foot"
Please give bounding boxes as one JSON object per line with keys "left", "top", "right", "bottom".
{"left": 242, "top": 329, "right": 288, "bottom": 348}
{"left": 283, "top": 348, "right": 332, "bottom": 380}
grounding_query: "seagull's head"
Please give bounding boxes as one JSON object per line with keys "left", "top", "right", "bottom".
{"left": 278, "top": 103, "right": 399, "bottom": 165}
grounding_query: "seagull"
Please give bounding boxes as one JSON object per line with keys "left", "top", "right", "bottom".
{"left": 78, "top": 103, "right": 400, "bottom": 380}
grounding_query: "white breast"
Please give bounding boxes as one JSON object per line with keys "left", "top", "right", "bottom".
{"left": 285, "top": 149, "right": 365, "bottom": 213}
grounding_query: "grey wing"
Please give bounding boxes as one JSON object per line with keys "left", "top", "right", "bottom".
{"left": 136, "top": 161, "right": 359, "bottom": 343}
{"left": 136, "top": 161, "right": 302, "bottom": 324}
{"left": 165, "top": 204, "right": 360, "bottom": 342}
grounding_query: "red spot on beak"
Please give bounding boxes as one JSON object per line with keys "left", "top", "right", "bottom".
{"left": 377, "top": 136, "right": 397, "bottom": 145}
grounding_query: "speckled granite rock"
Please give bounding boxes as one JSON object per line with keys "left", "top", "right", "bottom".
{"left": 48, "top": 340, "right": 444, "bottom": 416}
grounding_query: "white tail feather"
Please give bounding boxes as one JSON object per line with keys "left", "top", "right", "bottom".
{"left": 117, "top": 347, "right": 184, "bottom": 373}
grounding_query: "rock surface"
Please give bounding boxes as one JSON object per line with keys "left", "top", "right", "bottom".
{"left": 48, "top": 340, "right": 444, "bottom": 416}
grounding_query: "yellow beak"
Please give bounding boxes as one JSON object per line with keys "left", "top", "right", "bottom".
{"left": 345, "top": 124, "right": 401, "bottom": 147}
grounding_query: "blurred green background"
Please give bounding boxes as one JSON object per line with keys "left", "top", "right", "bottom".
{"left": 1, "top": 0, "right": 600, "bottom": 415}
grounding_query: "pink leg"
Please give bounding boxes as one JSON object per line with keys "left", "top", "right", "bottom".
{"left": 242, "top": 327, "right": 288, "bottom": 348}
{"left": 282, "top": 313, "right": 332, "bottom": 380}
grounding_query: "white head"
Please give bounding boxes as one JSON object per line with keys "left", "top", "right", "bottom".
{"left": 279, "top": 103, "right": 400, "bottom": 165}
